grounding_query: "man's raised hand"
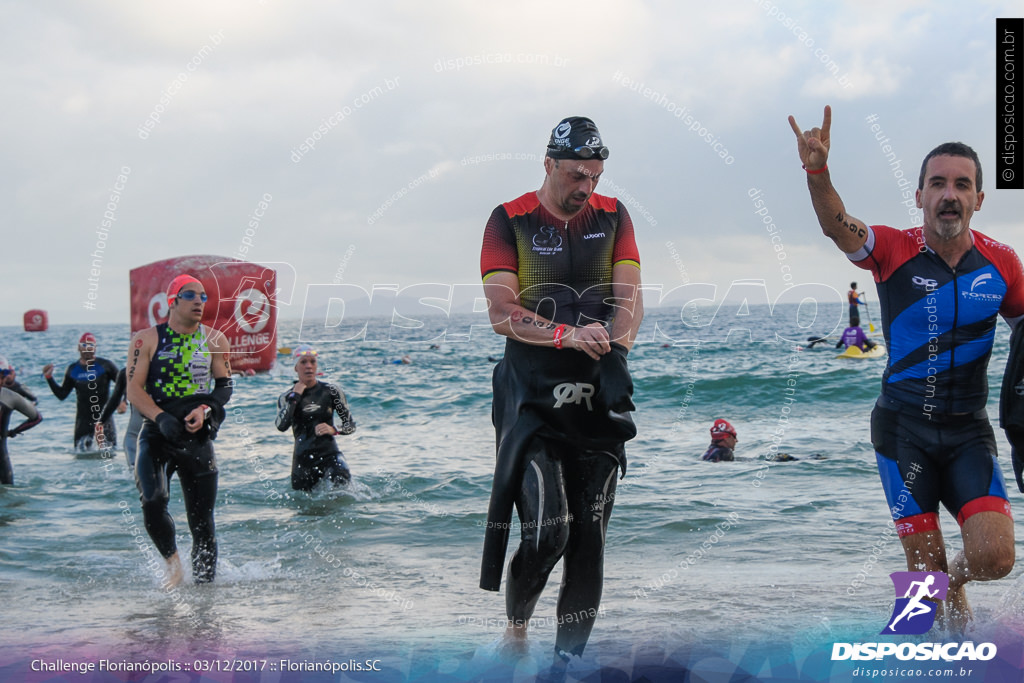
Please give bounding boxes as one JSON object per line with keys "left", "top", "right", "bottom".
{"left": 788, "top": 105, "right": 831, "bottom": 172}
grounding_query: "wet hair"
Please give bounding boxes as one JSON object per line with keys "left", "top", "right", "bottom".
{"left": 918, "top": 142, "right": 982, "bottom": 191}
{"left": 850, "top": 282, "right": 857, "bottom": 289}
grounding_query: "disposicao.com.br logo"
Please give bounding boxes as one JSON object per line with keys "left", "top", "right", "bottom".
{"left": 831, "top": 571, "right": 996, "bottom": 662}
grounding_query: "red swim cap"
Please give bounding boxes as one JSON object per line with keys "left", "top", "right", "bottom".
{"left": 710, "top": 418, "right": 737, "bottom": 441}
{"left": 79, "top": 332, "right": 97, "bottom": 345}
{"left": 166, "top": 274, "right": 203, "bottom": 304}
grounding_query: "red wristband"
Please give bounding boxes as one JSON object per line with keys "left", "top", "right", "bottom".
{"left": 553, "top": 324, "right": 567, "bottom": 350}
{"left": 803, "top": 164, "right": 828, "bottom": 175}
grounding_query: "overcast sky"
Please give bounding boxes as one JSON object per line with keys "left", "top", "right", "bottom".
{"left": 2, "top": 0, "right": 1020, "bottom": 326}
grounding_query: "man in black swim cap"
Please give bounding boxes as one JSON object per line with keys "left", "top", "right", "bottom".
{"left": 479, "top": 115, "right": 643, "bottom": 669}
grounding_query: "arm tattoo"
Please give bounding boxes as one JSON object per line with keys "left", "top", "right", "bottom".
{"left": 835, "top": 212, "right": 866, "bottom": 239}
{"left": 127, "top": 348, "right": 140, "bottom": 381}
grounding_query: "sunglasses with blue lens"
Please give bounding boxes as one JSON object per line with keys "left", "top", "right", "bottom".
{"left": 177, "top": 290, "right": 208, "bottom": 303}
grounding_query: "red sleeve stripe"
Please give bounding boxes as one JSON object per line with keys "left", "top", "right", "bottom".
{"left": 611, "top": 200, "right": 641, "bottom": 266}
{"left": 849, "top": 226, "right": 921, "bottom": 283}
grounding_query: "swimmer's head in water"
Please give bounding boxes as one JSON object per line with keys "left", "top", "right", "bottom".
{"left": 546, "top": 116, "right": 609, "bottom": 161}
{"left": 710, "top": 418, "right": 737, "bottom": 441}
{"left": 165, "top": 274, "right": 203, "bottom": 305}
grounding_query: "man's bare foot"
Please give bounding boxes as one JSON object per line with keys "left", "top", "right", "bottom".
{"left": 941, "top": 584, "right": 973, "bottom": 633}
{"left": 162, "top": 552, "right": 184, "bottom": 589}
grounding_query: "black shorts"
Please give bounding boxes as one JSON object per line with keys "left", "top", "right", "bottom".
{"left": 871, "top": 397, "right": 1011, "bottom": 538}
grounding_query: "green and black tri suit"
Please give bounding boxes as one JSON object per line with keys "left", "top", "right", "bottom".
{"left": 136, "top": 322, "right": 221, "bottom": 582}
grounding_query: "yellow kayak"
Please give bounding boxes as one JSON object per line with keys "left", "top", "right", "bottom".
{"left": 836, "top": 345, "right": 886, "bottom": 359}
{"left": 278, "top": 346, "right": 292, "bottom": 355}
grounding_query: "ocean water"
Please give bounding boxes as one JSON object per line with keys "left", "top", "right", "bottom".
{"left": 3, "top": 305, "right": 1024, "bottom": 681}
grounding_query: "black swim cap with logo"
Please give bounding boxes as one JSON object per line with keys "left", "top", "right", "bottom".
{"left": 546, "top": 116, "right": 610, "bottom": 160}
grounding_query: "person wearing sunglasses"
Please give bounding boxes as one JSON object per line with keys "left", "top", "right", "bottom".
{"left": 479, "top": 116, "right": 643, "bottom": 670}
{"left": 0, "top": 357, "right": 44, "bottom": 485}
{"left": 275, "top": 344, "right": 356, "bottom": 491}
{"left": 42, "top": 332, "right": 123, "bottom": 451}
{"left": 126, "top": 274, "right": 232, "bottom": 586}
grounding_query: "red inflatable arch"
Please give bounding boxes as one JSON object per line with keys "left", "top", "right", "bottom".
{"left": 129, "top": 255, "right": 277, "bottom": 373}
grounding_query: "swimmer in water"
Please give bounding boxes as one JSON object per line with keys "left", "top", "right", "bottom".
{"left": 701, "top": 419, "right": 737, "bottom": 462}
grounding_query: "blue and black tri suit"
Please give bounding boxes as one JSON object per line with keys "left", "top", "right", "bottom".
{"left": 275, "top": 381, "right": 356, "bottom": 491}
{"left": 851, "top": 225, "right": 1024, "bottom": 537}
{"left": 46, "top": 357, "right": 119, "bottom": 448}
{"left": 136, "top": 323, "right": 223, "bottom": 582}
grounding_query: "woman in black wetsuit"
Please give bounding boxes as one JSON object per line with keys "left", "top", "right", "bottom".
{"left": 276, "top": 345, "right": 356, "bottom": 491}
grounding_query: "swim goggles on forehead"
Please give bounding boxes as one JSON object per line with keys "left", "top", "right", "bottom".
{"left": 573, "top": 145, "right": 610, "bottom": 160}
{"left": 293, "top": 345, "right": 318, "bottom": 358}
{"left": 177, "top": 290, "right": 208, "bottom": 302}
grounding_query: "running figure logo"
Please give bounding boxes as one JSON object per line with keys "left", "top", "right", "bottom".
{"left": 881, "top": 571, "right": 949, "bottom": 635}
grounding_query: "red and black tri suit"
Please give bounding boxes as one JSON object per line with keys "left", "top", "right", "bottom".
{"left": 479, "top": 191, "right": 640, "bottom": 657}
